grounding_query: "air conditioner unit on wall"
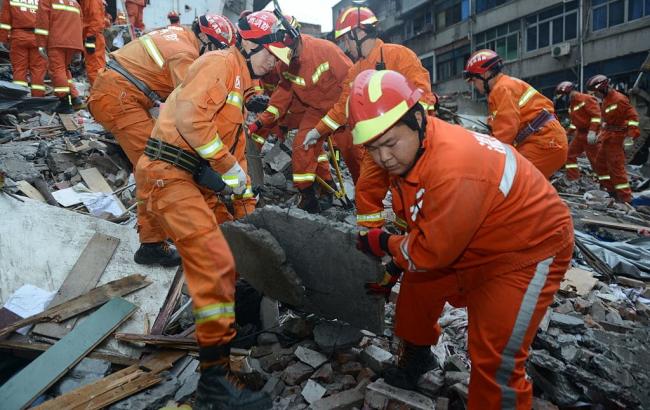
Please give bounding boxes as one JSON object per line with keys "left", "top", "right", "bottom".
{"left": 551, "top": 43, "right": 571, "bottom": 58}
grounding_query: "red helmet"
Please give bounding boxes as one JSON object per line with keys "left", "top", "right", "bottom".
{"left": 167, "top": 11, "right": 179, "bottom": 18}
{"left": 237, "top": 10, "right": 293, "bottom": 65}
{"left": 586, "top": 74, "right": 609, "bottom": 93}
{"left": 194, "top": 14, "right": 236, "bottom": 49}
{"left": 555, "top": 81, "right": 575, "bottom": 96}
{"left": 348, "top": 70, "right": 423, "bottom": 145}
{"left": 463, "top": 49, "right": 503, "bottom": 81}
{"left": 334, "top": 6, "right": 378, "bottom": 40}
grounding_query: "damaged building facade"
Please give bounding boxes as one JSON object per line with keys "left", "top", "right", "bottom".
{"left": 333, "top": 0, "right": 650, "bottom": 96}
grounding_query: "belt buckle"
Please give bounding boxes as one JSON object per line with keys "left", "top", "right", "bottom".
{"left": 155, "top": 179, "right": 164, "bottom": 187}
{"left": 152, "top": 139, "right": 163, "bottom": 161}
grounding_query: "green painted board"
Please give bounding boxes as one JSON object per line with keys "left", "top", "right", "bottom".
{"left": 0, "top": 298, "right": 136, "bottom": 410}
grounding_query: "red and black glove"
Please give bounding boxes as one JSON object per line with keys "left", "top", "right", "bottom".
{"left": 365, "top": 261, "right": 402, "bottom": 302}
{"left": 247, "top": 120, "right": 262, "bottom": 136}
{"left": 357, "top": 228, "right": 391, "bottom": 257}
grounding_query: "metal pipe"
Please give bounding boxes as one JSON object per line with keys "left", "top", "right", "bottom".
{"left": 579, "top": 0, "right": 584, "bottom": 91}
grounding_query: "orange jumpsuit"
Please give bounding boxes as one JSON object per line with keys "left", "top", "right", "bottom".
{"left": 35, "top": 0, "right": 83, "bottom": 99}
{"left": 135, "top": 48, "right": 253, "bottom": 360}
{"left": 387, "top": 117, "right": 573, "bottom": 410}
{"left": 488, "top": 74, "right": 568, "bottom": 178}
{"left": 81, "top": 0, "right": 106, "bottom": 86}
{"left": 256, "top": 35, "right": 362, "bottom": 189}
{"left": 88, "top": 26, "right": 200, "bottom": 244}
{"left": 125, "top": 0, "right": 144, "bottom": 31}
{"left": 594, "top": 89, "right": 640, "bottom": 202}
{"left": 314, "top": 39, "right": 437, "bottom": 227}
{"left": 0, "top": 0, "right": 47, "bottom": 96}
{"left": 564, "top": 92, "right": 603, "bottom": 180}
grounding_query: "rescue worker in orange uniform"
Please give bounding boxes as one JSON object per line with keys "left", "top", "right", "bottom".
{"left": 311, "top": 6, "right": 437, "bottom": 228}
{"left": 555, "top": 81, "right": 604, "bottom": 182}
{"left": 35, "top": 0, "right": 85, "bottom": 113}
{"left": 464, "top": 50, "right": 568, "bottom": 178}
{"left": 351, "top": 70, "right": 574, "bottom": 410}
{"left": 587, "top": 74, "right": 640, "bottom": 203}
{"left": 81, "top": 0, "right": 107, "bottom": 86}
{"left": 248, "top": 16, "right": 362, "bottom": 213}
{"left": 89, "top": 15, "right": 238, "bottom": 266}
{"left": 134, "top": 11, "right": 292, "bottom": 407}
{"left": 167, "top": 10, "right": 180, "bottom": 27}
{"left": 125, "top": 0, "right": 144, "bottom": 32}
{"left": 0, "top": 0, "right": 48, "bottom": 96}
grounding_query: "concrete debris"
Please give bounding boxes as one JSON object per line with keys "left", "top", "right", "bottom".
{"left": 282, "top": 362, "right": 314, "bottom": 386}
{"left": 301, "top": 379, "right": 326, "bottom": 404}
{"left": 364, "top": 379, "right": 436, "bottom": 410}
{"left": 173, "top": 373, "right": 199, "bottom": 403}
{"left": 52, "top": 358, "right": 111, "bottom": 395}
{"left": 313, "top": 321, "right": 363, "bottom": 353}
{"left": 242, "top": 206, "right": 385, "bottom": 333}
{"left": 295, "top": 346, "right": 328, "bottom": 369}
{"left": 359, "top": 345, "right": 394, "bottom": 373}
{"left": 109, "top": 372, "right": 180, "bottom": 410}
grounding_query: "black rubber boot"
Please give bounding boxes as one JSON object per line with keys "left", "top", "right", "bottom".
{"left": 383, "top": 341, "right": 437, "bottom": 390}
{"left": 133, "top": 242, "right": 181, "bottom": 267}
{"left": 70, "top": 96, "right": 86, "bottom": 111}
{"left": 298, "top": 184, "right": 321, "bottom": 214}
{"left": 194, "top": 364, "right": 272, "bottom": 410}
{"left": 54, "top": 96, "right": 74, "bottom": 114}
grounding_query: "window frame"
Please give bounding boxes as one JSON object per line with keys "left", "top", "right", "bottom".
{"left": 475, "top": 21, "right": 521, "bottom": 62}
{"left": 525, "top": 2, "right": 578, "bottom": 52}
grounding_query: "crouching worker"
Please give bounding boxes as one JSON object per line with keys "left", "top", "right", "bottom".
{"left": 352, "top": 70, "right": 574, "bottom": 410}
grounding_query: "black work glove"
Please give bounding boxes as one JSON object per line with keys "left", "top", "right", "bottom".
{"left": 245, "top": 94, "right": 269, "bottom": 114}
{"left": 85, "top": 36, "right": 96, "bottom": 54}
{"left": 365, "top": 261, "right": 402, "bottom": 302}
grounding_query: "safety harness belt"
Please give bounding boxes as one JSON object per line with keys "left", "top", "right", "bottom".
{"left": 514, "top": 109, "right": 555, "bottom": 146}
{"left": 106, "top": 58, "right": 163, "bottom": 103}
{"left": 144, "top": 138, "right": 201, "bottom": 174}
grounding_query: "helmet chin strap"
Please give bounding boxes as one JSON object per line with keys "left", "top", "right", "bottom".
{"left": 237, "top": 39, "right": 265, "bottom": 79}
{"left": 400, "top": 115, "right": 427, "bottom": 177}
{"left": 347, "top": 29, "right": 371, "bottom": 62}
{"left": 483, "top": 71, "right": 499, "bottom": 95}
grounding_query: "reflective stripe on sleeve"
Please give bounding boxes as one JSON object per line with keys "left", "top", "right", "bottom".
{"left": 226, "top": 91, "right": 243, "bottom": 110}
{"left": 605, "top": 104, "right": 618, "bottom": 113}
{"left": 356, "top": 212, "right": 384, "bottom": 223}
{"left": 34, "top": 28, "right": 49, "bottom": 35}
{"left": 322, "top": 114, "right": 340, "bottom": 131}
{"left": 292, "top": 173, "right": 316, "bottom": 182}
{"left": 311, "top": 62, "right": 330, "bottom": 84}
{"left": 139, "top": 36, "right": 165, "bottom": 68}
{"left": 518, "top": 87, "right": 537, "bottom": 107}
{"left": 265, "top": 105, "right": 280, "bottom": 120}
{"left": 52, "top": 3, "right": 80, "bottom": 13}
{"left": 195, "top": 135, "right": 224, "bottom": 159}
{"left": 499, "top": 146, "right": 517, "bottom": 197}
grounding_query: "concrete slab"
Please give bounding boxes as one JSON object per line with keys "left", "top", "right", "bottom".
{"left": 220, "top": 221, "right": 305, "bottom": 307}
{"left": 242, "top": 206, "right": 384, "bottom": 333}
{"left": 0, "top": 196, "right": 178, "bottom": 358}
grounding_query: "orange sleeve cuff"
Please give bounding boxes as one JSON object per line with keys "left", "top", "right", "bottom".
{"left": 210, "top": 153, "right": 237, "bottom": 175}
{"left": 388, "top": 234, "right": 407, "bottom": 270}
{"left": 315, "top": 121, "right": 331, "bottom": 136}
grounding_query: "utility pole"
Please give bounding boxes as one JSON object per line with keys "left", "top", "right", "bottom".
{"left": 579, "top": 0, "right": 584, "bottom": 91}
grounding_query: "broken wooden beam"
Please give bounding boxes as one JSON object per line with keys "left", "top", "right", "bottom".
{"left": 114, "top": 333, "right": 198, "bottom": 351}
{"left": 0, "top": 298, "right": 137, "bottom": 410}
{"left": 582, "top": 218, "right": 649, "bottom": 233}
{"left": 150, "top": 267, "right": 183, "bottom": 335}
{"left": 33, "top": 351, "right": 185, "bottom": 410}
{"left": 0, "top": 338, "right": 136, "bottom": 366}
{"left": 0, "top": 274, "right": 151, "bottom": 338}
{"left": 33, "top": 232, "right": 120, "bottom": 339}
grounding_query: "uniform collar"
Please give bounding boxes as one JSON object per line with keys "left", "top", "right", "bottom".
{"left": 365, "top": 39, "right": 384, "bottom": 63}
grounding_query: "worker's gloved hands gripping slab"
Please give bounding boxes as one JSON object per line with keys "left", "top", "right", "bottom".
{"left": 357, "top": 229, "right": 402, "bottom": 301}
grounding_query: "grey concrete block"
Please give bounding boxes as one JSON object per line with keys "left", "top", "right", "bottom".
{"left": 221, "top": 221, "right": 305, "bottom": 307}
{"left": 360, "top": 345, "right": 394, "bottom": 374}
{"left": 314, "top": 322, "right": 362, "bottom": 353}
{"left": 364, "top": 379, "right": 435, "bottom": 410}
{"left": 242, "top": 206, "right": 384, "bottom": 333}
{"left": 53, "top": 358, "right": 111, "bottom": 396}
{"left": 282, "top": 362, "right": 314, "bottom": 386}
{"left": 301, "top": 380, "right": 326, "bottom": 404}
{"left": 295, "top": 346, "right": 328, "bottom": 369}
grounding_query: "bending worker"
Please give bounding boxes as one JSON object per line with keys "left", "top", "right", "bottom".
{"left": 89, "top": 15, "right": 238, "bottom": 267}
{"left": 135, "top": 10, "right": 293, "bottom": 409}
{"left": 351, "top": 70, "right": 573, "bottom": 410}
{"left": 464, "top": 49, "right": 568, "bottom": 178}
{"left": 310, "top": 5, "right": 437, "bottom": 228}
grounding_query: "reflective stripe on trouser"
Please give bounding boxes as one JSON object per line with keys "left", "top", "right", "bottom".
{"left": 135, "top": 167, "right": 237, "bottom": 348}
{"left": 594, "top": 132, "right": 631, "bottom": 202}
{"left": 88, "top": 71, "right": 166, "bottom": 243}
{"left": 393, "top": 242, "right": 573, "bottom": 410}
{"left": 84, "top": 33, "right": 106, "bottom": 86}
{"left": 515, "top": 120, "right": 568, "bottom": 179}
{"left": 564, "top": 131, "right": 603, "bottom": 180}
{"left": 355, "top": 150, "right": 389, "bottom": 228}
{"left": 48, "top": 48, "right": 79, "bottom": 98}
{"left": 9, "top": 36, "right": 47, "bottom": 98}
{"left": 292, "top": 110, "right": 332, "bottom": 190}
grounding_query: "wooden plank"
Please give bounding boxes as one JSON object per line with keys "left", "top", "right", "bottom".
{"left": 78, "top": 167, "right": 127, "bottom": 212}
{"left": 114, "top": 333, "right": 198, "bottom": 350}
{"left": 15, "top": 180, "right": 46, "bottom": 202}
{"left": 0, "top": 338, "right": 137, "bottom": 367}
{"left": 582, "top": 218, "right": 649, "bottom": 232}
{"left": 150, "top": 267, "right": 184, "bottom": 335}
{"left": 0, "top": 274, "right": 151, "bottom": 338}
{"left": 32, "top": 232, "right": 120, "bottom": 339}
{"left": 58, "top": 113, "right": 80, "bottom": 131}
{"left": 0, "top": 308, "right": 22, "bottom": 341}
{"left": 0, "top": 298, "right": 136, "bottom": 410}
{"left": 560, "top": 268, "right": 598, "bottom": 296}
{"left": 33, "top": 351, "right": 184, "bottom": 410}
